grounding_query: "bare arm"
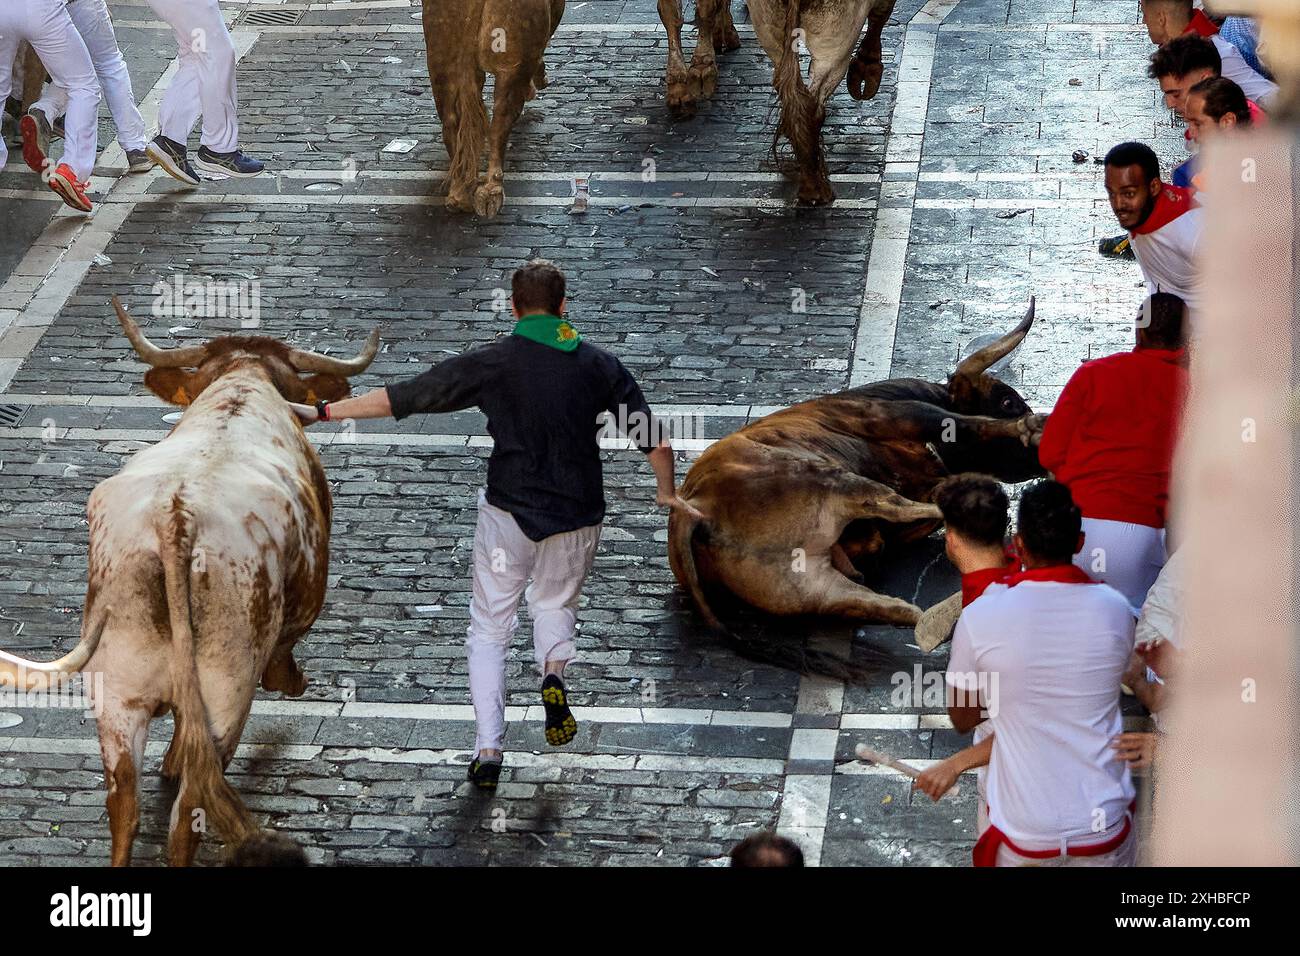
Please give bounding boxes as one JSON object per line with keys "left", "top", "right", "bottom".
{"left": 914, "top": 734, "right": 993, "bottom": 801}
{"left": 289, "top": 387, "right": 393, "bottom": 424}
{"left": 948, "top": 699, "right": 986, "bottom": 735}
{"left": 647, "top": 441, "right": 704, "bottom": 520}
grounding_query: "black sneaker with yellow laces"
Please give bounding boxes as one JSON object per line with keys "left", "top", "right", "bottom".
{"left": 467, "top": 755, "right": 502, "bottom": 791}
{"left": 541, "top": 674, "right": 577, "bottom": 746}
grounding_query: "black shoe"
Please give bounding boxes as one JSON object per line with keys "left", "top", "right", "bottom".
{"left": 541, "top": 674, "right": 577, "bottom": 747}
{"left": 467, "top": 756, "right": 502, "bottom": 791}
{"left": 1098, "top": 233, "right": 1135, "bottom": 260}
{"left": 147, "top": 134, "right": 200, "bottom": 185}
{"left": 195, "top": 145, "right": 265, "bottom": 178}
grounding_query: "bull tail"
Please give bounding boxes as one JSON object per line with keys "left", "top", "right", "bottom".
{"left": 771, "top": 1, "right": 823, "bottom": 174}
{"left": 0, "top": 605, "right": 109, "bottom": 694}
{"left": 160, "top": 501, "right": 256, "bottom": 848}
{"left": 445, "top": 73, "right": 489, "bottom": 195}
{"left": 668, "top": 506, "right": 725, "bottom": 632}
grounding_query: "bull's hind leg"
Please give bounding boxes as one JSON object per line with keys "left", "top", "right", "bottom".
{"left": 262, "top": 641, "right": 308, "bottom": 697}
{"left": 808, "top": 568, "right": 922, "bottom": 626}
{"left": 713, "top": 1, "right": 742, "bottom": 52}
{"left": 847, "top": 0, "right": 897, "bottom": 100}
{"left": 688, "top": 0, "right": 726, "bottom": 100}
{"left": 97, "top": 700, "right": 150, "bottom": 867}
{"left": 475, "top": 67, "right": 533, "bottom": 218}
{"left": 659, "top": 0, "right": 694, "bottom": 113}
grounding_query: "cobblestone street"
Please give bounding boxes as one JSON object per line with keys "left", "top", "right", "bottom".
{"left": 0, "top": 0, "right": 1169, "bottom": 866}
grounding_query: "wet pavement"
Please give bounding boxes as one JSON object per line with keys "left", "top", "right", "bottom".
{"left": 1, "top": 0, "right": 1160, "bottom": 866}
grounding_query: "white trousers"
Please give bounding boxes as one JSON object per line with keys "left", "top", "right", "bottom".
{"left": 1073, "top": 517, "right": 1166, "bottom": 614}
{"left": 467, "top": 489, "right": 601, "bottom": 754}
{"left": 0, "top": 0, "right": 99, "bottom": 180}
{"left": 146, "top": 0, "right": 239, "bottom": 152}
{"left": 993, "top": 823, "right": 1138, "bottom": 867}
{"left": 35, "top": 0, "right": 146, "bottom": 152}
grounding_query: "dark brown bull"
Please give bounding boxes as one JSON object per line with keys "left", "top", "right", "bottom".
{"left": 668, "top": 300, "right": 1045, "bottom": 645}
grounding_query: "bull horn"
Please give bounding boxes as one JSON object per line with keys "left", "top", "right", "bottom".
{"left": 953, "top": 296, "right": 1036, "bottom": 380}
{"left": 286, "top": 328, "right": 382, "bottom": 377}
{"left": 0, "top": 608, "right": 108, "bottom": 694}
{"left": 113, "top": 296, "right": 209, "bottom": 368}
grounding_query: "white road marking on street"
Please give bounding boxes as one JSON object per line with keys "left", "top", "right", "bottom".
{"left": 849, "top": 1, "right": 958, "bottom": 388}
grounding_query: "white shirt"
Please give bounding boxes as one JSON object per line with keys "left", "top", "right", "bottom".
{"left": 1212, "top": 35, "right": 1279, "bottom": 110}
{"left": 1130, "top": 198, "right": 1203, "bottom": 312}
{"left": 947, "top": 579, "right": 1137, "bottom": 846}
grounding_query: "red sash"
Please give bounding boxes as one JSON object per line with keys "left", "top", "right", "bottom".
{"left": 1003, "top": 563, "right": 1096, "bottom": 587}
{"left": 973, "top": 801, "right": 1136, "bottom": 867}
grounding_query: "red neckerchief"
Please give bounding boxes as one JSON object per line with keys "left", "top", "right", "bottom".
{"left": 1004, "top": 564, "right": 1096, "bottom": 587}
{"left": 1130, "top": 185, "right": 1196, "bottom": 236}
{"left": 1183, "top": 10, "right": 1219, "bottom": 38}
{"left": 961, "top": 554, "right": 1019, "bottom": 607}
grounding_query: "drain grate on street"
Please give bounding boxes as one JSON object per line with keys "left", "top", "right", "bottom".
{"left": 0, "top": 404, "right": 29, "bottom": 428}
{"left": 240, "top": 8, "right": 305, "bottom": 27}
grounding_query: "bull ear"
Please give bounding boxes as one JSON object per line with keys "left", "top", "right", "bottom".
{"left": 299, "top": 374, "right": 351, "bottom": 405}
{"left": 144, "top": 368, "right": 199, "bottom": 406}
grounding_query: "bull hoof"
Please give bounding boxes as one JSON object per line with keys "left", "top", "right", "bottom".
{"left": 847, "top": 61, "right": 884, "bottom": 101}
{"left": 445, "top": 190, "right": 476, "bottom": 214}
{"left": 796, "top": 178, "right": 836, "bottom": 206}
{"left": 667, "top": 71, "right": 696, "bottom": 115}
{"left": 533, "top": 64, "right": 550, "bottom": 91}
{"left": 526, "top": 83, "right": 538, "bottom": 102}
{"left": 473, "top": 181, "right": 505, "bottom": 218}
{"left": 713, "top": 23, "right": 742, "bottom": 52}
{"left": 689, "top": 64, "right": 718, "bottom": 101}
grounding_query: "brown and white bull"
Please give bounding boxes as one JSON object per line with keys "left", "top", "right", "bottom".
{"left": 423, "top": 0, "right": 565, "bottom": 217}
{"left": 749, "top": 0, "right": 899, "bottom": 204}
{"left": 0, "top": 298, "right": 379, "bottom": 866}
{"left": 668, "top": 301, "right": 1045, "bottom": 639}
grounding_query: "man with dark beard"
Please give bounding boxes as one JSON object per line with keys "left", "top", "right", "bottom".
{"left": 1103, "top": 142, "right": 1203, "bottom": 312}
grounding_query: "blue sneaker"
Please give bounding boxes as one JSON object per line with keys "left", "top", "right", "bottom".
{"left": 194, "top": 146, "right": 265, "bottom": 178}
{"left": 147, "top": 134, "right": 200, "bottom": 185}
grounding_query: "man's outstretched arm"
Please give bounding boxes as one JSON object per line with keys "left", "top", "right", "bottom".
{"left": 646, "top": 440, "right": 703, "bottom": 521}
{"left": 289, "top": 387, "right": 393, "bottom": 424}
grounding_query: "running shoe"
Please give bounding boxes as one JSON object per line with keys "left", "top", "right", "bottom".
{"left": 126, "top": 148, "right": 153, "bottom": 174}
{"left": 195, "top": 146, "right": 265, "bottom": 178}
{"left": 1098, "top": 234, "right": 1135, "bottom": 260}
{"left": 19, "top": 108, "right": 51, "bottom": 174}
{"left": 466, "top": 756, "right": 502, "bottom": 792}
{"left": 541, "top": 673, "right": 577, "bottom": 747}
{"left": 147, "top": 134, "right": 200, "bottom": 185}
{"left": 47, "top": 162, "right": 92, "bottom": 213}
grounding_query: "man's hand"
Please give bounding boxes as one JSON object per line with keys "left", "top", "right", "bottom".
{"left": 913, "top": 758, "right": 961, "bottom": 802}
{"left": 657, "top": 492, "right": 705, "bottom": 523}
{"left": 1112, "top": 731, "right": 1157, "bottom": 770}
{"left": 1016, "top": 412, "right": 1049, "bottom": 448}
{"left": 288, "top": 402, "right": 319, "bottom": 425}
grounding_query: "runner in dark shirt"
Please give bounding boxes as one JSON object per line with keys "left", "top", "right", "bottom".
{"left": 290, "top": 260, "right": 699, "bottom": 790}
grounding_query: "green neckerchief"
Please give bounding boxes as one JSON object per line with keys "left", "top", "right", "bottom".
{"left": 512, "top": 313, "right": 582, "bottom": 352}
